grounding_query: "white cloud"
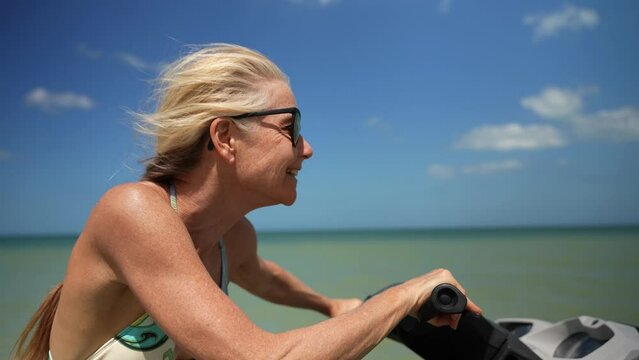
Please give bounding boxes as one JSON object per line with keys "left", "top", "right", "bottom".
{"left": 0, "top": 150, "right": 10, "bottom": 161}
{"left": 427, "top": 164, "right": 455, "bottom": 179}
{"left": 76, "top": 43, "right": 102, "bottom": 59}
{"left": 428, "top": 160, "right": 524, "bottom": 179}
{"left": 455, "top": 123, "right": 566, "bottom": 151}
{"left": 521, "top": 87, "right": 586, "bottom": 119}
{"left": 573, "top": 107, "right": 639, "bottom": 141}
{"left": 461, "top": 160, "right": 523, "bottom": 175}
{"left": 522, "top": 86, "right": 639, "bottom": 142}
{"left": 439, "top": 0, "right": 452, "bottom": 14}
{"left": 77, "top": 44, "right": 165, "bottom": 73}
{"left": 524, "top": 4, "right": 599, "bottom": 40}
{"left": 115, "top": 53, "right": 165, "bottom": 73}
{"left": 365, "top": 117, "right": 392, "bottom": 131}
{"left": 25, "top": 87, "right": 94, "bottom": 111}
{"left": 366, "top": 117, "right": 402, "bottom": 142}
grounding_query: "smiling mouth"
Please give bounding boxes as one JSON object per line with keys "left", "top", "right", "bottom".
{"left": 287, "top": 169, "right": 299, "bottom": 177}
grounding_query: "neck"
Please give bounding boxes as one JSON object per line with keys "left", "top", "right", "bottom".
{"left": 168, "top": 155, "right": 262, "bottom": 250}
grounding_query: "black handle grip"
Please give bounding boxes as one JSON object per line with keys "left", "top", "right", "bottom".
{"left": 418, "top": 283, "right": 467, "bottom": 323}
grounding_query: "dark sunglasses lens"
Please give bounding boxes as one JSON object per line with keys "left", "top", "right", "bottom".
{"left": 293, "top": 111, "right": 301, "bottom": 145}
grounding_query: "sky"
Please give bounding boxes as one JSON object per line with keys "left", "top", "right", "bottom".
{"left": 1, "top": 0, "right": 638, "bottom": 235}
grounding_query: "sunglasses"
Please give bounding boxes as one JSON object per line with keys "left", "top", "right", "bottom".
{"left": 207, "top": 107, "right": 302, "bottom": 150}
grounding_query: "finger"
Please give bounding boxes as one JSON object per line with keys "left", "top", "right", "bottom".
{"left": 450, "top": 313, "right": 461, "bottom": 330}
{"left": 465, "top": 297, "right": 483, "bottom": 314}
{"left": 451, "top": 281, "right": 467, "bottom": 296}
{"left": 348, "top": 298, "right": 363, "bottom": 312}
{"left": 427, "top": 315, "right": 445, "bottom": 327}
{"left": 428, "top": 314, "right": 454, "bottom": 328}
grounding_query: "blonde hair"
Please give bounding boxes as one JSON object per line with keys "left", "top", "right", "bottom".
{"left": 12, "top": 283, "right": 63, "bottom": 360}
{"left": 138, "top": 43, "right": 289, "bottom": 182}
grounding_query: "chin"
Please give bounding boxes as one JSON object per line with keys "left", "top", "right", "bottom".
{"left": 281, "top": 192, "right": 297, "bottom": 206}
{"left": 261, "top": 191, "right": 297, "bottom": 208}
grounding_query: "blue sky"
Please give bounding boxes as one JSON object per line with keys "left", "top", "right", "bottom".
{"left": 1, "top": 0, "right": 638, "bottom": 235}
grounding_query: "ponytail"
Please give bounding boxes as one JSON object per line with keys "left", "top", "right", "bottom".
{"left": 12, "top": 283, "right": 63, "bottom": 360}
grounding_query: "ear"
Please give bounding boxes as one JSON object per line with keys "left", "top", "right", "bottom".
{"left": 209, "top": 118, "right": 236, "bottom": 163}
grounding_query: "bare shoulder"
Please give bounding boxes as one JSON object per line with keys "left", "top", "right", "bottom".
{"left": 95, "top": 182, "right": 168, "bottom": 216}
{"left": 90, "top": 183, "right": 168, "bottom": 236}
{"left": 225, "top": 217, "right": 257, "bottom": 253}
{"left": 224, "top": 217, "right": 258, "bottom": 274}
{"left": 85, "top": 182, "right": 188, "bottom": 277}
{"left": 226, "top": 217, "right": 256, "bottom": 242}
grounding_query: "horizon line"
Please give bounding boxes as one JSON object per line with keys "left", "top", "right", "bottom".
{"left": 2, "top": 222, "right": 638, "bottom": 239}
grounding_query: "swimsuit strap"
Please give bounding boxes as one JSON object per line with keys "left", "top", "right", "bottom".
{"left": 169, "top": 181, "right": 178, "bottom": 211}
{"left": 168, "top": 181, "right": 228, "bottom": 294}
{"left": 219, "top": 240, "right": 228, "bottom": 294}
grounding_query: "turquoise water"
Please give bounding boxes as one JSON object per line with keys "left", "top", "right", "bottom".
{"left": 2, "top": 226, "right": 638, "bottom": 359}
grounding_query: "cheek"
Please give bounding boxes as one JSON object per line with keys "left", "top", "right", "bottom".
{"left": 235, "top": 132, "right": 294, "bottom": 180}
{"left": 236, "top": 150, "right": 282, "bottom": 183}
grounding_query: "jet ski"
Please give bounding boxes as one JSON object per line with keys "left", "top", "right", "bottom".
{"left": 368, "top": 284, "right": 639, "bottom": 360}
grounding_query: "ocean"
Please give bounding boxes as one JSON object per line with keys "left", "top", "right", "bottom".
{"left": 1, "top": 226, "right": 638, "bottom": 359}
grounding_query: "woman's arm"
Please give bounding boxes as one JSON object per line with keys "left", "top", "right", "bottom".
{"left": 228, "top": 218, "right": 362, "bottom": 317}
{"left": 96, "top": 186, "right": 479, "bottom": 360}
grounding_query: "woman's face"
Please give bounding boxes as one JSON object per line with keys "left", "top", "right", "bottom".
{"left": 235, "top": 81, "right": 313, "bottom": 207}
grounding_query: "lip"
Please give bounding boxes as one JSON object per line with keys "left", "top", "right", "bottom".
{"left": 286, "top": 168, "right": 300, "bottom": 177}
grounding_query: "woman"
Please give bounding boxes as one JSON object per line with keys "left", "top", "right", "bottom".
{"left": 14, "top": 44, "right": 481, "bottom": 360}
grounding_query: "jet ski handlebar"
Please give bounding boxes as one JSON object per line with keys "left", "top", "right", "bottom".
{"left": 418, "top": 283, "right": 467, "bottom": 323}
{"left": 369, "top": 282, "right": 638, "bottom": 359}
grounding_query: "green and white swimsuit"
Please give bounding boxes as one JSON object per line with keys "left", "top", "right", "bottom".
{"left": 50, "top": 182, "right": 229, "bottom": 359}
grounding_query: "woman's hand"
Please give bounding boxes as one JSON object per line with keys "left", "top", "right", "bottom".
{"left": 327, "top": 297, "right": 364, "bottom": 317}
{"left": 404, "top": 268, "right": 482, "bottom": 330}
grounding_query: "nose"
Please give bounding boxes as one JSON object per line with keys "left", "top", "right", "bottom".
{"left": 298, "top": 135, "right": 313, "bottom": 159}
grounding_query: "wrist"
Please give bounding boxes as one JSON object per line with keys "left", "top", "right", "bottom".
{"left": 396, "top": 279, "right": 425, "bottom": 317}
{"left": 322, "top": 297, "right": 338, "bottom": 317}
{"left": 326, "top": 297, "right": 364, "bottom": 317}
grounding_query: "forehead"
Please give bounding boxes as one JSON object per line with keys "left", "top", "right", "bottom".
{"left": 264, "top": 81, "right": 296, "bottom": 109}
